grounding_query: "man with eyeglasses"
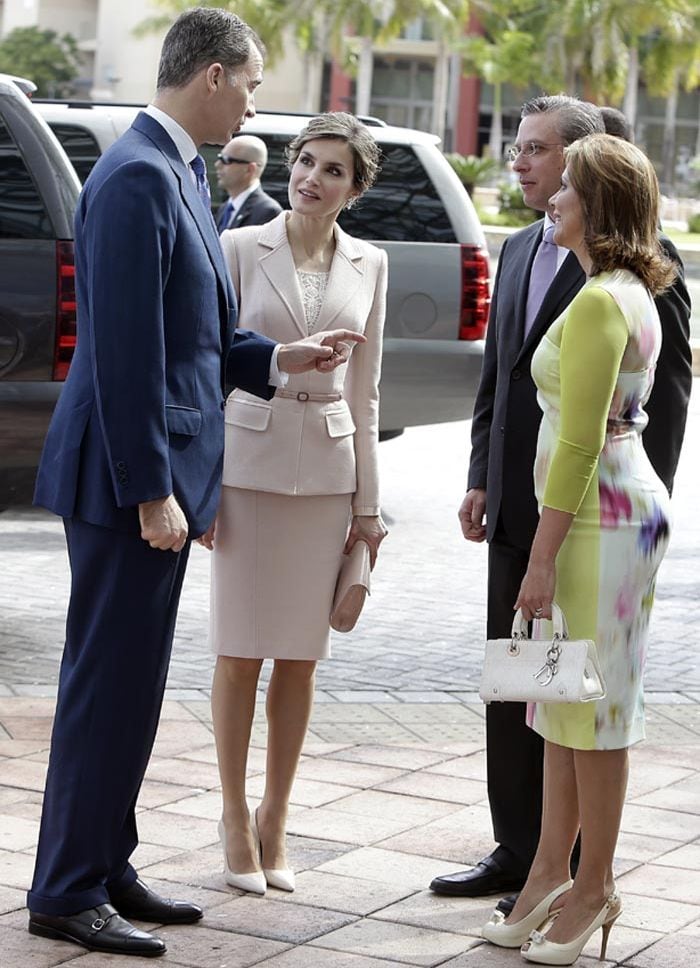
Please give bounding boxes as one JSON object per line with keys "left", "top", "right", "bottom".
{"left": 215, "top": 134, "right": 282, "bottom": 232}
{"left": 430, "top": 94, "right": 692, "bottom": 904}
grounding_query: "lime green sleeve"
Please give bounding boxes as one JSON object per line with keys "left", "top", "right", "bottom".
{"left": 542, "top": 286, "right": 629, "bottom": 514}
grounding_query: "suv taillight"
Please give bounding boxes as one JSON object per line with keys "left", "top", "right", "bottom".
{"left": 459, "top": 244, "right": 490, "bottom": 340}
{"left": 54, "top": 241, "right": 76, "bottom": 381}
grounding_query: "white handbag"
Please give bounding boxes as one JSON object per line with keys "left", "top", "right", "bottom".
{"left": 479, "top": 604, "right": 606, "bottom": 704}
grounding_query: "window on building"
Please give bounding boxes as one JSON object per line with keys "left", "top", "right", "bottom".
{"left": 370, "top": 58, "right": 434, "bottom": 133}
{"left": 0, "top": 117, "right": 52, "bottom": 239}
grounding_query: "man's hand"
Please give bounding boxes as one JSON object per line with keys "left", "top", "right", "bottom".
{"left": 458, "top": 488, "right": 487, "bottom": 542}
{"left": 139, "top": 494, "right": 188, "bottom": 552}
{"left": 277, "top": 330, "right": 367, "bottom": 375}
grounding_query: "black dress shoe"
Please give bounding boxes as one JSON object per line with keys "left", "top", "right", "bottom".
{"left": 110, "top": 878, "right": 203, "bottom": 924}
{"left": 28, "top": 903, "right": 166, "bottom": 957}
{"left": 496, "top": 893, "right": 518, "bottom": 915}
{"left": 429, "top": 855, "right": 527, "bottom": 897}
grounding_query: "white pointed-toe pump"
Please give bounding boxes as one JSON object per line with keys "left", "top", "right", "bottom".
{"left": 252, "top": 808, "right": 295, "bottom": 893}
{"left": 218, "top": 819, "right": 266, "bottom": 895}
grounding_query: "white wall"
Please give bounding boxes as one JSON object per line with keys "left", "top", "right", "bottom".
{"left": 40, "top": 0, "right": 96, "bottom": 40}
{"left": 92, "top": 0, "right": 162, "bottom": 101}
{"left": 255, "top": 31, "right": 310, "bottom": 113}
{"left": 2, "top": 0, "right": 40, "bottom": 35}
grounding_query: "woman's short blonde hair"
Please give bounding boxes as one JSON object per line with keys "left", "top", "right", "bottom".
{"left": 285, "top": 112, "right": 381, "bottom": 203}
{"left": 564, "top": 134, "right": 675, "bottom": 294}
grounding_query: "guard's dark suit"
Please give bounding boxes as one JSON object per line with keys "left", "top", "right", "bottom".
{"left": 216, "top": 185, "right": 282, "bottom": 232}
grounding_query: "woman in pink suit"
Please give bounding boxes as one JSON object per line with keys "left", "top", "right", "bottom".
{"left": 208, "top": 113, "right": 388, "bottom": 894}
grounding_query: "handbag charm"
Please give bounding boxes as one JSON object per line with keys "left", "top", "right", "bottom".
{"left": 533, "top": 641, "right": 562, "bottom": 686}
{"left": 479, "top": 603, "right": 606, "bottom": 704}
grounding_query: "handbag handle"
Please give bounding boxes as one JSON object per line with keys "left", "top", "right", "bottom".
{"left": 510, "top": 603, "right": 570, "bottom": 686}
{"left": 510, "top": 603, "right": 569, "bottom": 641}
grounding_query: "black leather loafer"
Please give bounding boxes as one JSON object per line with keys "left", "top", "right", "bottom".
{"left": 111, "top": 878, "right": 203, "bottom": 924}
{"left": 429, "top": 855, "right": 527, "bottom": 897}
{"left": 496, "top": 893, "right": 519, "bottom": 915}
{"left": 28, "top": 903, "right": 166, "bottom": 957}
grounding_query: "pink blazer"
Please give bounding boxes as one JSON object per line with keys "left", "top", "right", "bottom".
{"left": 220, "top": 212, "right": 387, "bottom": 515}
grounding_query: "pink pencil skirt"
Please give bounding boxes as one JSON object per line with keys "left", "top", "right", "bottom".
{"left": 209, "top": 485, "right": 352, "bottom": 660}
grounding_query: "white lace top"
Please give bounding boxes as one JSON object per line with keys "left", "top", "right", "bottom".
{"left": 297, "top": 270, "right": 329, "bottom": 334}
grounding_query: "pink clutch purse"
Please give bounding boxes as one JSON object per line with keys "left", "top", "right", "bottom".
{"left": 330, "top": 541, "right": 371, "bottom": 633}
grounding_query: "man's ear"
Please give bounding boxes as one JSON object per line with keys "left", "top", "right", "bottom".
{"left": 204, "top": 63, "right": 224, "bottom": 93}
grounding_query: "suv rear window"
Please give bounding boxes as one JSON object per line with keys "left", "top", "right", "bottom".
{"left": 48, "top": 122, "right": 101, "bottom": 183}
{"left": 0, "top": 116, "right": 53, "bottom": 239}
{"left": 204, "top": 136, "right": 457, "bottom": 244}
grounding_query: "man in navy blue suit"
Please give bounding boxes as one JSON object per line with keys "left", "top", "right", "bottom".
{"left": 27, "top": 8, "right": 363, "bottom": 958}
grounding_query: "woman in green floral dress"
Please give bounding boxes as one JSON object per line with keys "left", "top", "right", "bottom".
{"left": 482, "top": 134, "right": 675, "bottom": 965}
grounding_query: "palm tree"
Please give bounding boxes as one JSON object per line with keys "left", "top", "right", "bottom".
{"left": 544, "top": 0, "right": 697, "bottom": 129}
{"left": 459, "top": 1, "right": 550, "bottom": 160}
{"left": 642, "top": 9, "right": 700, "bottom": 190}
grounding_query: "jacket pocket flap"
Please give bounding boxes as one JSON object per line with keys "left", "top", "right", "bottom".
{"left": 166, "top": 405, "right": 202, "bottom": 437}
{"left": 226, "top": 399, "right": 272, "bottom": 432}
{"left": 325, "top": 409, "right": 356, "bottom": 438}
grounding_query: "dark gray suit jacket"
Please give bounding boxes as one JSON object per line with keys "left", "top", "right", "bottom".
{"left": 216, "top": 186, "right": 282, "bottom": 232}
{"left": 468, "top": 219, "right": 692, "bottom": 551}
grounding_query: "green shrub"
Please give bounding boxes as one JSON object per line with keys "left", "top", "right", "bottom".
{"left": 446, "top": 153, "right": 501, "bottom": 195}
{"left": 688, "top": 212, "right": 700, "bottom": 234}
{"left": 497, "top": 182, "right": 539, "bottom": 225}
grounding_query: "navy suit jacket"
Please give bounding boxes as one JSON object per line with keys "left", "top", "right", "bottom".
{"left": 216, "top": 186, "right": 283, "bottom": 232}
{"left": 34, "top": 112, "right": 276, "bottom": 538}
{"left": 468, "top": 219, "right": 692, "bottom": 550}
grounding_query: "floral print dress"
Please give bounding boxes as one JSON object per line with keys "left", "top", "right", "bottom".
{"left": 529, "top": 268, "right": 671, "bottom": 750}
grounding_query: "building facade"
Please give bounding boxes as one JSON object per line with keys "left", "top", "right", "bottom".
{"left": 1, "top": 0, "right": 697, "bottom": 193}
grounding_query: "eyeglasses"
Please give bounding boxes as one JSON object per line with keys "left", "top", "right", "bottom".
{"left": 507, "top": 142, "right": 565, "bottom": 161}
{"left": 216, "top": 153, "right": 252, "bottom": 165}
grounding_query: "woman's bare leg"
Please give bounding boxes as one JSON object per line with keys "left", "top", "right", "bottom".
{"left": 256, "top": 658, "right": 317, "bottom": 870}
{"left": 543, "top": 746, "right": 627, "bottom": 943}
{"left": 211, "top": 655, "right": 264, "bottom": 873}
{"left": 508, "top": 740, "right": 579, "bottom": 922}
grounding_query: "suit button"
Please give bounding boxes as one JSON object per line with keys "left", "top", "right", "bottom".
{"left": 512, "top": 369, "right": 521, "bottom": 381}
{"left": 116, "top": 460, "right": 126, "bottom": 469}
{"left": 500, "top": 426, "right": 504, "bottom": 435}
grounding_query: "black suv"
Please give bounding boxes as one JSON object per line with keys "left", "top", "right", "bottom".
{"left": 0, "top": 75, "right": 80, "bottom": 506}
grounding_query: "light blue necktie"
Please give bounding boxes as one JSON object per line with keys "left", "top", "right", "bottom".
{"left": 190, "top": 154, "right": 211, "bottom": 210}
{"left": 524, "top": 223, "right": 558, "bottom": 338}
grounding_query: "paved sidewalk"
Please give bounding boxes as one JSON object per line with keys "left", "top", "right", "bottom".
{"left": 1, "top": 700, "right": 699, "bottom": 967}
{"left": 1, "top": 387, "right": 698, "bottom": 965}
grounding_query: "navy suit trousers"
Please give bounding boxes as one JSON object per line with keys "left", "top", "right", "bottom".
{"left": 28, "top": 518, "right": 191, "bottom": 915}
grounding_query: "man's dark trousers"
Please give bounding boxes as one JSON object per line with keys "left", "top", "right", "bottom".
{"left": 485, "top": 522, "right": 543, "bottom": 874}
{"left": 28, "top": 518, "right": 191, "bottom": 916}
